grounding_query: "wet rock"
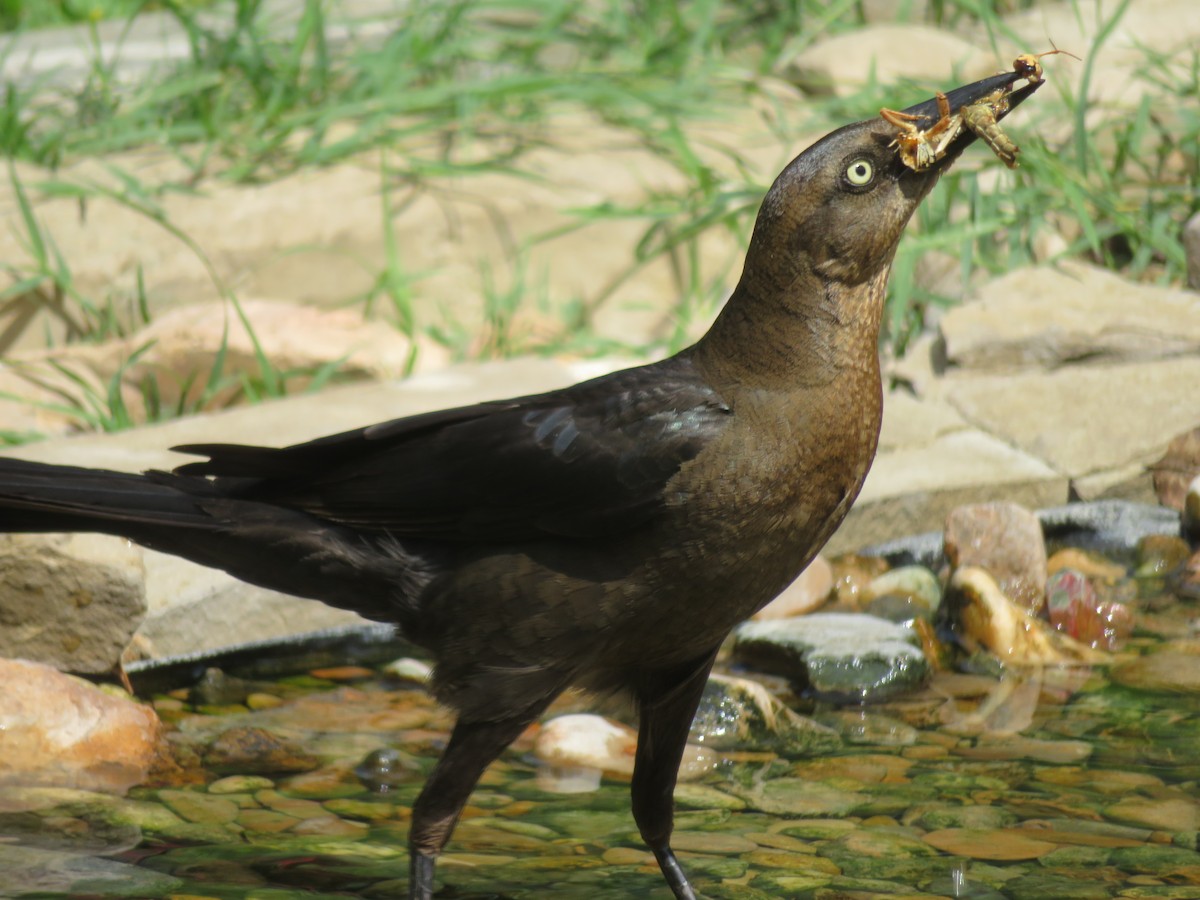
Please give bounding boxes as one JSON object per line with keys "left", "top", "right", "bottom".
{"left": 1045, "top": 569, "right": 1134, "bottom": 651}
{"left": 906, "top": 803, "right": 1018, "bottom": 831}
{"left": 672, "top": 784, "right": 746, "bottom": 811}
{"left": 1174, "top": 548, "right": 1200, "bottom": 602}
{"left": 1104, "top": 796, "right": 1200, "bottom": 832}
{"left": 203, "top": 726, "right": 318, "bottom": 775}
{"left": 862, "top": 565, "right": 942, "bottom": 620}
{"left": 821, "top": 710, "right": 918, "bottom": 746}
{"left": 690, "top": 674, "right": 841, "bottom": 755}
{"left": 0, "top": 659, "right": 162, "bottom": 793}
{"left": 1135, "top": 534, "right": 1191, "bottom": 577}
{"left": 733, "top": 613, "right": 929, "bottom": 702}
{"left": 354, "top": 748, "right": 421, "bottom": 792}
{"left": 753, "top": 555, "right": 832, "bottom": 620}
{"left": 944, "top": 501, "right": 1047, "bottom": 614}
{"left": 207, "top": 775, "right": 274, "bottom": 795}
{"left": 0, "top": 532, "right": 145, "bottom": 673}
{"left": 942, "top": 567, "right": 1104, "bottom": 666}
{"left": 533, "top": 714, "right": 636, "bottom": 779}
{"left": 0, "top": 844, "right": 182, "bottom": 895}
{"left": 1110, "top": 844, "right": 1200, "bottom": 875}
{"left": 734, "top": 777, "right": 867, "bottom": 817}
{"left": 829, "top": 554, "right": 890, "bottom": 607}
{"left": 1046, "top": 548, "right": 1125, "bottom": 581}
{"left": 156, "top": 788, "right": 239, "bottom": 826}
{"left": 922, "top": 827, "right": 1056, "bottom": 860}
{"left": 1111, "top": 640, "right": 1200, "bottom": 693}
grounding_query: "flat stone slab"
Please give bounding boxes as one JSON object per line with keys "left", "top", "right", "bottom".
{"left": 827, "top": 394, "right": 1067, "bottom": 554}
{"left": 941, "top": 357, "right": 1200, "bottom": 500}
{"left": 940, "top": 261, "right": 1200, "bottom": 370}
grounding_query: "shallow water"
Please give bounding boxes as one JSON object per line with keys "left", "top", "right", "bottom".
{"left": 6, "top": 557, "right": 1200, "bottom": 900}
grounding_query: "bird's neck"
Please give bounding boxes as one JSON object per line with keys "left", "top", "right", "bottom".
{"left": 690, "top": 264, "right": 891, "bottom": 394}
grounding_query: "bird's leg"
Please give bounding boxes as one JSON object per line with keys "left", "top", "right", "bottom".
{"left": 408, "top": 711, "right": 544, "bottom": 899}
{"left": 632, "top": 649, "right": 720, "bottom": 900}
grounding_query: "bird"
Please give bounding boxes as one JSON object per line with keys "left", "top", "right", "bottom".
{"left": 0, "top": 72, "right": 1038, "bottom": 899}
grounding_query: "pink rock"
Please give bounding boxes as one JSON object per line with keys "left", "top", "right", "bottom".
{"left": 753, "top": 555, "right": 833, "bottom": 620}
{"left": 1046, "top": 569, "right": 1133, "bottom": 650}
{"left": 0, "top": 659, "right": 162, "bottom": 793}
{"left": 945, "top": 502, "right": 1047, "bottom": 614}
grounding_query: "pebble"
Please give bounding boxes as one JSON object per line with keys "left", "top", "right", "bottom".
{"left": 1047, "top": 548, "right": 1126, "bottom": 581}
{"left": 156, "top": 789, "right": 240, "bottom": 826}
{"left": 208, "top": 775, "right": 274, "bottom": 794}
{"left": 290, "top": 815, "right": 369, "bottom": 838}
{"left": 735, "top": 777, "right": 867, "bottom": 816}
{"left": 944, "top": 501, "right": 1047, "bottom": 614}
{"left": 203, "top": 727, "right": 317, "bottom": 775}
{"left": 922, "top": 827, "right": 1056, "bottom": 860}
{"left": 533, "top": 714, "right": 637, "bottom": 776}
{"left": 862, "top": 565, "right": 942, "bottom": 615}
{"left": 1111, "top": 641, "right": 1200, "bottom": 694}
{"left": 691, "top": 673, "right": 841, "bottom": 755}
{"left": 1105, "top": 797, "right": 1200, "bottom": 832}
{"left": 753, "top": 554, "right": 833, "bottom": 619}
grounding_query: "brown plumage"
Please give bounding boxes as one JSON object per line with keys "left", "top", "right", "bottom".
{"left": 0, "top": 72, "right": 1039, "bottom": 899}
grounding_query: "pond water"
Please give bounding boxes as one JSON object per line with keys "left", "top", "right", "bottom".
{"left": 5, "top": 539, "right": 1200, "bottom": 900}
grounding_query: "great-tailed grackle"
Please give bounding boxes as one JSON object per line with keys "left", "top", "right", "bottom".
{"left": 0, "top": 73, "right": 1038, "bottom": 899}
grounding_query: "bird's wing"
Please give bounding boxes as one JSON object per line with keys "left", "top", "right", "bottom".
{"left": 174, "top": 356, "right": 730, "bottom": 541}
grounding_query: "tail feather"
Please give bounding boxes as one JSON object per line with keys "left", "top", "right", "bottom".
{"left": 0, "top": 457, "right": 433, "bottom": 629}
{"left": 0, "top": 457, "right": 218, "bottom": 533}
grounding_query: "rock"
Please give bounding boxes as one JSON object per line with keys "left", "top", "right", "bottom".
{"left": 382, "top": 657, "right": 433, "bottom": 684}
{"left": 533, "top": 713, "right": 715, "bottom": 791}
{"left": 123, "top": 298, "right": 449, "bottom": 411}
{"left": 0, "top": 532, "right": 145, "bottom": 673}
{"left": 753, "top": 555, "right": 833, "bottom": 619}
{"left": 922, "top": 827, "right": 1056, "bottom": 860}
{"left": 942, "top": 567, "right": 1105, "bottom": 666}
{"left": 1045, "top": 569, "right": 1133, "bottom": 651}
{"left": 944, "top": 501, "right": 1047, "bottom": 613}
{"left": 1111, "top": 640, "right": 1200, "bottom": 694}
{"left": 1046, "top": 548, "right": 1126, "bottom": 581}
{"left": 1105, "top": 796, "right": 1200, "bottom": 832}
{"left": 734, "top": 777, "right": 868, "bottom": 816}
{"left": 1186, "top": 210, "right": 1200, "bottom": 290}
{"left": 862, "top": 564, "right": 942, "bottom": 623}
{"left": 203, "top": 726, "right": 318, "bottom": 775}
{"left": 779, "top": 24, "right": 990, "bottom": 97}
{"left": 1151, "top": 426, "right": 1200, "bottom": 510}
{"left": 0, "top": 844, "right": 182, "bottom": 895}
{"left": 732, "top": 613, "right": 929, "bottom": 702}
{"left": 941, "top": 357, "right": 1200, "bottom": 501}
{"left": 829, "top": 554, "right": 890, "bottom": 607}
{"left": 354, "top": 747, "right": 422, "bottom": 792}
{"left": 1134, "top": 534, "right": 1190, "bottom": 577}
{"left": 0, "top": 659, "right": 162, "bottom": 793}
{"left": 939, "top": 261, "right": 1200, "bottom": 370}
{"left": 690, "top": 673, "right": 841, "bottom": 755}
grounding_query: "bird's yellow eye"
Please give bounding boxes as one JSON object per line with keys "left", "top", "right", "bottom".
{"left": 845, "top": 159, "right": 874, "bottom": 186}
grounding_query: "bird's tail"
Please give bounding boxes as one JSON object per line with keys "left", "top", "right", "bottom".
{"left": 0, "top": 457, "right": 426, "bottom": 627}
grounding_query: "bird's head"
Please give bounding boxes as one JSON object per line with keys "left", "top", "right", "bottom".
{"left": 743, "top": 72, "right": 1042, "bottom": 290}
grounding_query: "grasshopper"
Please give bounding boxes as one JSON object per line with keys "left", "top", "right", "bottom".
{"left": 879, "top": 91, "right": 963, "bottom": 172}
{"left": 1013, "top": 45, "right": 1080, "bottom": 84}
{"left": 960, "top": 89, "right": 1019, "bottom": 168}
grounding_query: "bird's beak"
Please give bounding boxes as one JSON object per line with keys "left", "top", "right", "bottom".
{"left": 895, "top": 71, "right": 1044, "bottom": 173}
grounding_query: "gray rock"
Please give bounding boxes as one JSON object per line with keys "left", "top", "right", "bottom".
{"left": 690, "top": 673, "right": 841, "bottom": 755}
{"left": 732, "top": 613, "right": 929, "bottom": 702}
{"left": 0, "top": 533, "right": 145, "bottom": 672}
{"left": 940, "top": 261, "right": 1200, "bottom": 370}
{"left": 944, "top": 501, "right": 1046, "bottom": 613}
